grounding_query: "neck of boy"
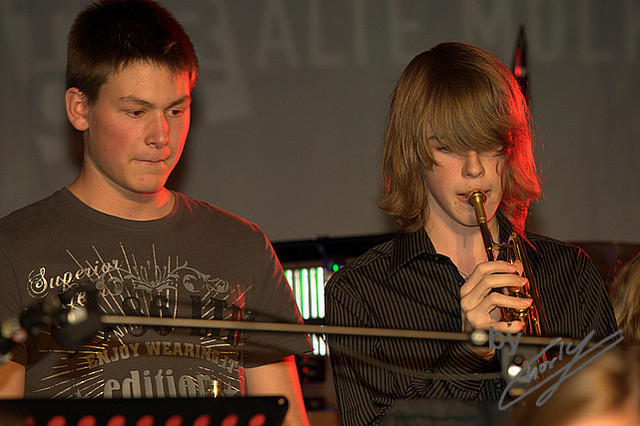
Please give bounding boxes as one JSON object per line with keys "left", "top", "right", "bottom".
{"left": 426, "top": 213, "right": 499, "bottom": 277}
{"left": 67, "top": 179, "right": 175, "bottom": 221}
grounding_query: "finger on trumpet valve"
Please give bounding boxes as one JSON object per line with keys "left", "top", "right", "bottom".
{"left": 508, "top": 276, "right": 527, "bottom": 292}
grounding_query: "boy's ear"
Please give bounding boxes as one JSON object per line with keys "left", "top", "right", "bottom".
{"left": 65, "top": 88, "right": 90, "bottom": 132}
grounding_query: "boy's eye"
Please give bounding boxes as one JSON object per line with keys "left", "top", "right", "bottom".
{"left": 435, "top": 145, "right": 451, "bottom": 153}
{"left": 486, "top": 146, "right": 506, "bottom": 157}
{"left": 127, "top": 110, "right": 145, "bottom": 118}
{"left": 167, "top": 108, "right": 185, "bottom": 117}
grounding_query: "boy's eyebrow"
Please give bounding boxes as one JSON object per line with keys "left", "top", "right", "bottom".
{"left": 118, "top": 95, "right": 192, "bottom": 108}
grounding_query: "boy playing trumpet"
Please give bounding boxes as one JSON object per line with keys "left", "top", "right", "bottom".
{"left": 325, "top": 42, "right": 617, "bottom": 426}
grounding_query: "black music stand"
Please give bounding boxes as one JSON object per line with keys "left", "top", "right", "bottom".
{"left": 0, "top": 396, "right": 288, "bottom": 426}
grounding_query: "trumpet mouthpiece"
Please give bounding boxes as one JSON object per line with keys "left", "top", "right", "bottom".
{"left": 467, "top": 190, "right": 488, "bottom": 224}
{"left": 467, "top": 190, "right": 486, "bottom": 206}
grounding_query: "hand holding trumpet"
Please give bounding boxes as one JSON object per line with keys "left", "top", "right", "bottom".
{"left": 460, "top": 190, "right": 547, "bottom": 359}
{"left": 459, "top": 260, "right": 533, "bottom": 359}
{"left": 460, "top": 260, "right": 532, "bottom": 333}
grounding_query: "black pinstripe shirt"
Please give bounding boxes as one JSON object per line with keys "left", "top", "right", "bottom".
{"left": 325, "top": 215, "right": 618, "bottom": 426}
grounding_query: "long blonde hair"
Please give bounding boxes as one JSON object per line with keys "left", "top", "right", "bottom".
{"left": 378, "top": 42, "right": 541, "bottom": 234}
{"left": 507, "top": 345, "right": 640, "bottom": 426}
{"left": 611, "top": 253, "right": 640, "bottom": 342}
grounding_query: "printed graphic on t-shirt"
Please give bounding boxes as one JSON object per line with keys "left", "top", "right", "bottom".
{"left": 24, "top": 243, "right": 252, "bottom": 398}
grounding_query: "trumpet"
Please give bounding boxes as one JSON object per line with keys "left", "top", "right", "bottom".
{"left": 467, "top": 190, "right": 550, "bottom": 336}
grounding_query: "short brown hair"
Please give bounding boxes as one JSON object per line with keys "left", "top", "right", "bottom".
{"left": 66, "top": 0, "right": 199, "bottom": 105}
{"left": 378, "top": 42, "right": 540, "bottom": 233}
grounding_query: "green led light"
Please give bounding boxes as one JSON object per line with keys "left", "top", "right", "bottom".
{"left": 332, "top": 263, "right": 339, "bottom": 272}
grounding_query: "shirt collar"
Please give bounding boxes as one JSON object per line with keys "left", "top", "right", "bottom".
{"left": 496, "top": 212, "right": 540, "bottom": 261}
{"left": 497, "top": 212, "right": 514, "bottom": 247}
{"left": 390, "top": 227, "right": 439, "bottom": 274}
{"left": 389, "top": 212, "right": 539, "bottom": 274}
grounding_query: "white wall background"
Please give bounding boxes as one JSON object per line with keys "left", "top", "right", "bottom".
{"left": 1, "top": 0, "right": 638, "bottom": 243}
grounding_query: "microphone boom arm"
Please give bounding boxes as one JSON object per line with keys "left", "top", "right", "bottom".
{"left": 100, "top": 315, "right": 579, "bottom": 347}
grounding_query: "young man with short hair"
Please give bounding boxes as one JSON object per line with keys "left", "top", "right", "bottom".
{"left": 0, "top": 2, "right": 310, "bottom": 424}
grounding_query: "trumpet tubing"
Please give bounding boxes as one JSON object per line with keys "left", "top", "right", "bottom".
{"left": 467, "top": 190, "right": 495, "bottom": 261}
{"left": 503, "top": 233, "right": 550, "bottom": 336}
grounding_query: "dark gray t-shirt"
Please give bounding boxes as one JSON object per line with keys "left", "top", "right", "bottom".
{"left": 0, "top": 188, "right": 311, "bottom": 398}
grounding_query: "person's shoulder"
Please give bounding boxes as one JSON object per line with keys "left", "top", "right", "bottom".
{"left": 325, "top": 237, "right": 394, "bottom": 292}
{"left": 0, "top": 191, "right": 63, "bottom": 237}
{"left": 345, "top": 238, "right": 394, "bottom": 271}
{"left": 174, "top": 192, "right": 266, "bottom": 238}
{"left": 526, "top": 231, "right": 593, "bottom": 265}
{"left": 526, "top": 231, "right": 584, "bottom": 253}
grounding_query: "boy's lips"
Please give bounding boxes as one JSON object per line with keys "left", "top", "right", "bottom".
{"left": 458, "top": 190, "right": 490, "bottom": 201}
{"left": 136, "top": 155, "right": 170, "bottom": 163}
